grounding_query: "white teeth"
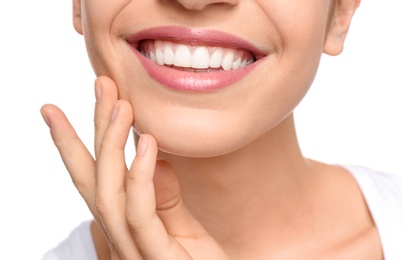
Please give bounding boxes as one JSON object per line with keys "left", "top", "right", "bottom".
{"left": 149, "top": 51, "right": 156, "bottom": 63}
{"left": 155, "top": 48, "right": 164, "bottom": 65}
{"left": 163, "top": 43, "right": 175, "bottom": 65}
{"left": 192, "top": 46, "right": 209, "bottom": 69}
{"left": 232, "top": 56, "right": 241, "bottom": 70}
{"left": 174, "top": 44, "right": 192, "bottom": 68}
{"left": 209, "top": 47, "right": 223, "bottom": 68}
{"left": 221, "top": 51, "right": 234, "bottom": 71}
{"left": 141, "top": 40, "right": 254, "bottom": 70}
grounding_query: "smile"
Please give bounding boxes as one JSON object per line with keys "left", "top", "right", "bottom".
{"left": 127, "top": 27, "right": 266, "bottom": 91}
{"left": 139, "top": 40, "right": 255, "bottom": 71}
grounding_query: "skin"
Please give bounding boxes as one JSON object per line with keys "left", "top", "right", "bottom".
{"left": 41, "top": 0, "right": 384, "bottom": 259}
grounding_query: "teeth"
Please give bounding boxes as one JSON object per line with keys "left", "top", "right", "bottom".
{"left": 209, "top": 47, "right": 223, "bottom": 68}
{"left": 232, "top": 56, "right": 241, "bottom": 70}
{"left": 174, "top": 44, "right": 192, "bottom": 68}
{"left": 163, "top": 43, "right": 175, "bottom": 65}
{"left": 149, "top": 51, "right": 156, "bottom": 63}
{"left": 141, "top": 40, "right": 254, "bottom": 70}
{"left": 221, "top": 51, "right": 234, "bottom": 71}
{"left": 240, "top": 60, "right": 247, "bottom": 68}
{"left": 192, "top": 46, "right": 209, "bottom": 69}
{"left": 155, "top": 48, "right": 164, "bottom": 65}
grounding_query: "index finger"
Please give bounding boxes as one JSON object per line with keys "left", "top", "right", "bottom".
{"left": 41, "top": 104, "right": 98, "bottom": 219}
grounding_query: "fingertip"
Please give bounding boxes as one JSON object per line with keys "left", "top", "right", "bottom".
{"left": 94, "top": 79, "right": 102, "bottom": 103}
{"left": 40, "top": 104, "right": 60, "bottom": 128}
{"left": 96, "top": 76, "right": 115, "bottom": 87}
{"left": 110, "top": 102, "right": 119, "bottom": 121}
{"left": 135, "top": 134, "right": 158, "bottom": 157}
{"left": 41, "top": 103, "right": 56, "bottom": 113}
{"left": 136, "top": 135, "right": 149, "bottom": 157}
{"left": 96, "top": 76, "right": 118, "bottom": 99}
{"left": 142, "top": 133, "right": 157, "bottom": 144}
{"left": 96, "top": 75, "right": 114, "bottom": 84}
{"left": 40, "top": 106, "right": 51, "bottom": 128}
{"left": 40, "top": 105, "right": 78, "bottom": 140}
{"left": 142, "top": 134, "right": 158, "bottom": 151}
{"left": 41, "top": 103, "right": 62, "bottom": 114}
{"left": 116, "top": 99, "right": 132, "bottom": 111}
{"left": 40, "top": 104, "right": 64, "bottom": 122}
{"left": 112, "top": 100, "right": 134, "bottom": 122}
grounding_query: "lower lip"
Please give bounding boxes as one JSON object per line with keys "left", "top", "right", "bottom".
{"left": 130, "top": 46, "right": 259, "bottom": 92}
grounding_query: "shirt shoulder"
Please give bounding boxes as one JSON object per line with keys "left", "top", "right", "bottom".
{"left": 342, "top": 165, "right": 403, "bottom": 260}
{"left": 43, "top": 220, "right": 97, "bottom": 260}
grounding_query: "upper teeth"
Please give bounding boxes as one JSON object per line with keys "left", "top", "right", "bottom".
{"left": 140, "top": 40, "right": 255, "bottom": 71}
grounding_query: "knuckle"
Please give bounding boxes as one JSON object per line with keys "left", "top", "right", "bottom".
{"left": 125, "top": 172, "right": 138, "bottom": 182}
{"left": 126, "top": 211, "right": 156, "bottom": 233}
{"left": 71, "top": 179, "right": 87, "bottom": 197}
{"left": 94, "top": 118, "right": 104, "bottom": 132}
{"left": 98, "top": 137, "right": 113, "bottom": 153}
{"left": 95, "top": 194, "right": 110, "bottom": 215}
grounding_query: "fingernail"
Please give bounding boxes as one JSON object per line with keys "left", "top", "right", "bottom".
{"left": 136, "top": 135, "right": 148, "bottom": 157}
{"left": 40, "top": 109, "right": 51, "bottom": 128}
{"left": 111, "top": 102, "right": 118, "bottom": 121}
{"left": 95, "top": 80, "right": 102, "bottom": 103}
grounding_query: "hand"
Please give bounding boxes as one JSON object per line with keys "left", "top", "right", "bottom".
{"left": 40, "top": 76, "right": 228, "bottom": 260}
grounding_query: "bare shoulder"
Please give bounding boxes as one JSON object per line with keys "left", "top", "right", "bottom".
{"left": 308, "top": 160, "right": 384, "bottom": 260}
{"left": 329, "top": 225, "right": 383, "bottom": 260}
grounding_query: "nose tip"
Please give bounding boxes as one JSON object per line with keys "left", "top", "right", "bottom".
{"left": 175, "top": 0, "right": 238, "bottom": 11}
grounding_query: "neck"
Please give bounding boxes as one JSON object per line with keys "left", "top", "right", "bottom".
{"left": 158, "top": 114, "right": 319, "bottom": 249}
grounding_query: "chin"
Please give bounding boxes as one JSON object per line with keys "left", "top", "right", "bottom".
{"left": 133, "top": 114, "right": 261, "bottom": 158}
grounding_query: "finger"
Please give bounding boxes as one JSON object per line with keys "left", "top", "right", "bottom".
{"left": 41, "top": 104, "right": 122, "bottom": 257}
{"left": 95, "top": 100, "right": 142, "bottom": 259}
{"left": 126, "top": 135, "right": 191, "bottom": 259}
{"left": 40, "top": 104, "right": 98, "bottom": 220}
{"left": 94, "top": 76, "right": 118, "bottom": 159}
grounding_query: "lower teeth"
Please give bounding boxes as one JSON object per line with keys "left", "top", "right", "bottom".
{"left": 165, "top": 65, "right": 223, "bottom": 72}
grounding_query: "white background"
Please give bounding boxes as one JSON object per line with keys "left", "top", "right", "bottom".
{"left": 1, "top": 1, "right": 402, "bottom": 259}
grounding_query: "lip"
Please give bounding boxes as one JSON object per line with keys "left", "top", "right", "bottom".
{"left": 126, "top": 26, "right": 267, "bottom": 92}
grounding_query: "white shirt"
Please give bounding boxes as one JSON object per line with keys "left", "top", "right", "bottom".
{"left": 43, "top": 221, "right": 97, "bottom": 260}
{"left": 43, "top": 165, "right": 403, "bottom": 260}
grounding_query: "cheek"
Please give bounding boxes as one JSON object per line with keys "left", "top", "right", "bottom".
{"left": 82, "top": 0, "right": 131, "bottom": 29}
{"left": 259, "top": 0, "right": 330, "bottom": 54}
{"left": 82, "top": 0, "right": 132, "bottom": 76}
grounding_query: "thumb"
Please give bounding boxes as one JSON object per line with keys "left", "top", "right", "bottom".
{"left": 154, "top": 160, "right": 207, "bottom": 238}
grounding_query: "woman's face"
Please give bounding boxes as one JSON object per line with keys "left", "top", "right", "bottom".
{"left": 75, "top": 0, "right": 338, "bottom": 157}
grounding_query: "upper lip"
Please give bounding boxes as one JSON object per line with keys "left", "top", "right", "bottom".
{"left": 125, "top": 26, "right": 267, "bottom": 60}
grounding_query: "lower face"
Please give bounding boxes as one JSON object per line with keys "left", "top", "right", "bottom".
{"left": 81, "top": 0, "right": 331, "bottom": 157}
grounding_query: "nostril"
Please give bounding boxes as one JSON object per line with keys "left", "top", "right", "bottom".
{"left": 177, "top": 0, "right": 208, "bottom": 11}
{"left": 175, "top": 0, "right": 238, "bottom": 11}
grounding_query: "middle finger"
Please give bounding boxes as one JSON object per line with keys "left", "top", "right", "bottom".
{"left": 94, "top": 76, "right": 119, "bottom": 159}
